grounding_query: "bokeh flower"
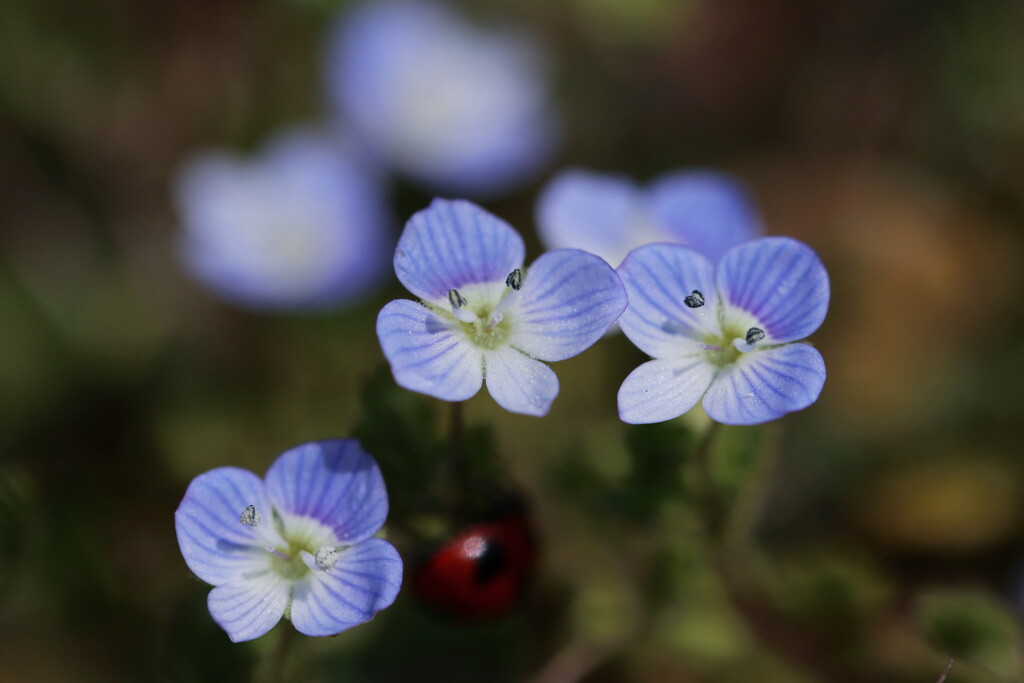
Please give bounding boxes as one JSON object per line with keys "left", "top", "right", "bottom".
{"left": 324, "top": 0, "right": 559, "bottom": 196}
{"left": 174, "top": 127, "right": 390, "bottom": 312}
{"left": 616, "top": 237, "right": 828, "bottom": 425}
{"left": 377, "top": 199, "right": 627, "bottom": 417}
{"left": 174, "top": 439, "right": 402, "bottom": 642}
{"left": 536, "top": 168, "right": 762, "bottom": 266}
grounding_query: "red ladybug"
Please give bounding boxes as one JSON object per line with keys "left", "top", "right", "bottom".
{"left": 412, "top": 510, "right": 536, "bottom": 620}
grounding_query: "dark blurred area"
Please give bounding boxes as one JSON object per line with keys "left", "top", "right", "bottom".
{"left": 2, "top": 0, "right": 1023, "bottom": 681}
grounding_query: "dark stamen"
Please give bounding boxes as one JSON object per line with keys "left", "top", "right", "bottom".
{"left": 505, "top": 268, "right": 522, "bottom": 291}
{"left": 684, "top": 289, "right": 705, "bottom": 308}
{"left": 240, "top": 504, "right": 261, "bottom": 527}
{"left": 745, "top": 327, "right": 765, "bottom": 344}
{"left": 448, "top": 288, "right": 468, "bottom": 310}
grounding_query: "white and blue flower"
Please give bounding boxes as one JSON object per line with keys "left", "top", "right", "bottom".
{"left": 617, "top": 237, "right": 829, "bottom": 425}
{"left": 174, "top": 440, "right": 402, "bottom": 642}
{"left": 324, "top": 0, "right": 559, "bottom": 196}
{"left": 174, "top": 127, "right": 390, "bottom": 312}
{"left": 377, "top": 199, "right": 627, "bottom": 417}
{"left": 536, "top": 168, "right": 762, "bottom": 267}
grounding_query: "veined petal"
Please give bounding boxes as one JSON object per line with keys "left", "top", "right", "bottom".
{"left": 617, "top": 357, "right": 717, "bottom": 424}
{"left": 207, "top": 573, "right": 290, "bottom": 643}
{"left": 483, "top": 347, "right": 559, "bottom": 417}
{"left": 394, "top": 199, "right": 525, "bottom": 303}
{"left": 648, "top": 171, "right": 762, "bottom": 263}
{"left": 535, "top": 169, "right": 644, "bottom": 266}
{"left": 175, "top": 467, "right": 281, "bottom": 586}
{"left": 290, "top": 539, "right": 403, "bottom": 637}
{"left": 264, "top": 440, "right": 388, "bottom": 545}
{"left": 617, "top": 244, "right": 719, "bottom": 359}
{"left": 508, "top": 249, "right": 627, "bottom": 362}
{"left": 702, "top": 343, "right": 826, "bottom": 425}
{"left": 716, "top": 237, "right": 829, "bottom": 343}
{"left": 377, "top": 299, "right": 484, "bottom": 402}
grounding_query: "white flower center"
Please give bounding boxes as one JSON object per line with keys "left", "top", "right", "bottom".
{"left": 239, "top": 505, "right": 343, "bottom": 581}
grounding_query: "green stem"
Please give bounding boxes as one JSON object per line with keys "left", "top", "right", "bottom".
{"left": 264, "top": 625, "right": 295, "bottom": 683}
{"left": 691, "top": 421, "right": 725, "bottom": 544}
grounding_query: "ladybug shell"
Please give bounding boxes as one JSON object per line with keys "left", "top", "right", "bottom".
{"left": 412, "top": 513, "right": 535, "bottom": 619}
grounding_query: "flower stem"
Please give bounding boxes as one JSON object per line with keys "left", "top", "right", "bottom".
{"left": 691, "top": 421, "right": 725, "bottom": 543}
{"left": 264, "top": 625, "right": 294, "bottom": 683}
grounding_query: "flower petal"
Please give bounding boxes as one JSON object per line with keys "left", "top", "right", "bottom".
{"left": 377, "top": 299, "right": 484, "bottom": 402}
{"left": 616, "top": 244, "right": 719, "bottom": 359}
{"left": 207, "top": 573, "right": 290, "bottom": 642}
{"left": 617, "top": 357, "right": 717, "bottom": 424}
{"left": 175, "top": 467, "right": 281, "bottom": 586}
{"left": 535, "top": 169, "right": 644, "bottom": 266}
{"left": 483, "top": 346, "right": 559, "bottom": 417}
{"left": 290, "top": 539, "right": 403, "bottom": 637}
{"left": 508, "top": 249, "right": 627, "bottom": 362}
{"left": 716, "top": 237, "right": 829, "bottom": 343}
{"left": 264, "top": 440, "right": 389, "bottom": 545}
{"left": 648, "top": 171, "right": 762, "bottom": 263}
{"left": 394, "top": 199, "right": 525, "bottom": 303}
{"left": 701, "top": 343, "right": 826, "bottom": 425}
{"left": 175, "top": 127, "right": 390, "bottom": 312}
{"left": 325, "top": 0, "right": 557, "bottom": 196}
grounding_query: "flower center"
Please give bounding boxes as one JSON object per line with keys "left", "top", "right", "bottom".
{"left": 700, "top": 323, "right": 766, "bottom": 368}
{"left": 443, "top": 269, "right": 523, "bottom": 350}
{"left": 239, "top": 505, "right": 341, "bottom": 581}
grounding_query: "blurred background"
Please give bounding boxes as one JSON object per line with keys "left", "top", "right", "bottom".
{"left": 2, "top": 0, "right": 1023, "bottom": 681}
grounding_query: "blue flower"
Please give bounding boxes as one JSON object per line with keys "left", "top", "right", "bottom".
{"left": 324, "top": 0, "right": 559, "bottom": 197}
{"left": 377, "top": 199, "right": 627, "bottom": 417}
{"left": 174, "top": 440, "right": 402, "bottom": 642}
{"left": 536, "top": 168, "right": 762, "bottom": 267}
{"left": 616, "top": 238, "right": 828, "bottom": 425}
{"left": 174, "top": 127, "right": 390, "bottom": 312}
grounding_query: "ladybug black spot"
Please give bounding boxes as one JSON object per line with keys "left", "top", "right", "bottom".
{"left": 473, "top": 537, "right": 506, "bottom": 585}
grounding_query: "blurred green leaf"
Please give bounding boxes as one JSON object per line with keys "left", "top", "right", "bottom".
{"left": 915, "top": 589, "right": 1024, "bottom": 679}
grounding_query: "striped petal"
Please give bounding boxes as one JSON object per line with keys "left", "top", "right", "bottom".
{"left": 377, "top": 299, "right": 484, "bottom": 402}
{"left": 394, "top": 199, "right": 525, "bottom": 304}
{"left": 702, "top": 343, "right": 826, "bottom": 425}
{"left": 508, "top": 249, "right": 627, "bottom": 362}
{"left": 617, "top": 357, "right": 717, "bottom": 424}
{"left": 483, "top": 346, "right": 559, "bottom": 417}
{"left": 290, "top": 539, "right": 404, "bottom": 637}
{"left": 716, "top": 237, "right": 829, "bottom": 343}
{"left": 264, "top": 440, "right": 388, "bottom": 545}
{"left": 175, "top": 467, "right": 281, "bottom": 586}
{"left": 207, "top": 573, "right": 290, "bottom": 642}
{"left": 617, "top": 244, "right": 719, "bottom": 359}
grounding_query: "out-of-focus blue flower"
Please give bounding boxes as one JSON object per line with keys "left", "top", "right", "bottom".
{"left": 175, "top": 440, "right": 402, "bottom": 642}
{"left": 174, "top": 127, "right": 390, "bottom": 312}
{"left": 377, "top": 199, "right": 626, "bottom": 417}
{"left": 536, "top": 168, "right": 762, "bottom": 267}
{"left": 324, "top": 0, "right": 559, "bottom": 197}
{"left": 616, "top": 238, "right": 828, "bottom": 425}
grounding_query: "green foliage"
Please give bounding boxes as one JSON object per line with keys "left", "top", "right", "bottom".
{"left": 915, "top": 589, "right": 1024, "bottom": 679}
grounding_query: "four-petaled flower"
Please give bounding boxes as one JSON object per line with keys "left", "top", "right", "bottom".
{"left": 174, "top": 126, "right": 390, "bottom": 312}
{"left": 174, "top": 440, "right": 402, "bottom": 642}
{"left": 536, "top": 168, "right": 762, "bottom": 267}
{"left": 616, "top": 237, "right": 829, "bottom": 425}
{"left": 377, "top": 199, "right": 628, "bottom": 416}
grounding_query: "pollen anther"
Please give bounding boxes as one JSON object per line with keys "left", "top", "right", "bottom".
{"left": 314, "top": 546, "right": 341, "bottom": 571}
{"left": 240, "top": 504, "right": 261, "bottom": 527}
{"left": 505, "top": 269, "right": 522, "bottom": 290}
{"left": 448, "top": 288, "right": 468, "bottom": 310}
{"left": 684, "top": 290, "right": 705, "bottom": 308}
{"left": 745, "top": 327, "right": 765, "bottom": 344}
